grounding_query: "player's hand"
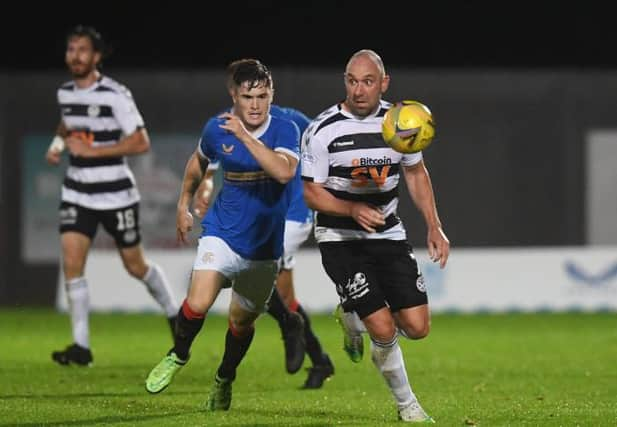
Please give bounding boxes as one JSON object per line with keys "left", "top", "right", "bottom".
{"left": 65, "top": 135, "right": 92, "bottom": 157}
{"left": 350, "top": 202, "right": 385, "bottom": 233}
{"left": 45, "top": 149, "right": 62, "bottom": 165}
{"left": 176, "top": 208, "right": 194, "bottom": 244}
{"left": 427, "top": 226, "right": 450, "bottom": 268}
{"left": 218, "top": 112, "right": 248, "bottom": 139}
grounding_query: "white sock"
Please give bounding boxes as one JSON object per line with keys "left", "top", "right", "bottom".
{"left": 66, "top": 277, "right": 89, "bottom": 348}
{"left": 142, "top": 263, "right": 178, "bottom": 317}
{"left": 370, "top": 335, "right": 416, "bottom": 409}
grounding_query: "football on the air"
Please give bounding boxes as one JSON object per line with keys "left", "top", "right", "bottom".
{"left": 382, "top": 100, "right": 435, "bottom": 153}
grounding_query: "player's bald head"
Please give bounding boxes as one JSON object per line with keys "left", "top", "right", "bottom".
{"left": 345, "top": 49, "right": 386, "bottom": 78}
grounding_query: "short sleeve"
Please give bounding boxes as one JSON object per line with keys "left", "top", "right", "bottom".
{"left": 197, "top": 119, "right": 219, "bottom": 163}
{"left": 400, "top": 151, "right": 423, "bottom": 166}
{"left": 301, "top": 127, "right": 329, "bottom": 183}
{"left": 111, "top": 88, "right": 145, "bottom": 135}
{"left": 207, "top": 160, "right": 220, "bottom": 171}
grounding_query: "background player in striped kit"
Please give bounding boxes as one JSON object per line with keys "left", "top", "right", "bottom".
{"left": 301, "top": 49, "right": 450, "bottom": 423}
{"left": 193, "top": 105, "right": 334, "bottom": 389}
{"left": 145, "top": 59, "right": 302, "bottom": 411}
{"left": 45, "top": 25, "right": 179, "bottom": 366}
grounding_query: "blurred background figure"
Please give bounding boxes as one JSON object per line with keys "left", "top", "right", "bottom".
{"left": 46, "top": 25, "right": 178, "bottom": 366}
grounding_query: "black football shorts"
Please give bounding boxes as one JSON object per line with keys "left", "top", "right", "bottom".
{"left": 59, "top": 201, "right": 142, "bottom": 248}
{"left": 318, "top": 239, "right": 428, "bottom": 318}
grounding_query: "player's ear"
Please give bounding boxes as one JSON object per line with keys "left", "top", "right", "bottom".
{"left": 94, "top": 51, "right": 102, "bottom": 68}
{"left": 381, "top": 74, "right": 390, "bottom": 94}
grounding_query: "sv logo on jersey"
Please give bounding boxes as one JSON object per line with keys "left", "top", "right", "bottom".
{"left": 351, "top": 165, "right": 390, "bottom": 187}
{"left": 222, "top": 144, "right": 234, "bottom": 154}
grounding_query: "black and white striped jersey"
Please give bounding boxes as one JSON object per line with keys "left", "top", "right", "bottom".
{"left": 57, "top": 75, "right": 144, "bottom": 210}
{"left": 301, "top": 100, "right": 422, "bottom": 243}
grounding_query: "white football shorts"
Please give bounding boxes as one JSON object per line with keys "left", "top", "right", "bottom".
{"left": 193, "top": 236, "right": 277, "bottom": 313}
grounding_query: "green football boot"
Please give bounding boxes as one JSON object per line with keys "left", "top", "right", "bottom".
{"left": 205, "top": 375, "right": 233, "bottom": 411}
{"left": 145, "top": 351, "right": 187, "bottom": 394}
{"left": 334, "top": 304, "right": 364, "bottom": 363}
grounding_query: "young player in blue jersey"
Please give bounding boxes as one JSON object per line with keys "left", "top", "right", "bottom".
{"left": 145, "top": 59, "right": 301, "bottom": 411}
{"left": 194, "top": 105, "right": 335, "bottom": 389}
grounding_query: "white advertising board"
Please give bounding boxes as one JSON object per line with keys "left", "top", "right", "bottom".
{"left": 56, "top": 247, "right": 617, "bottom": 314}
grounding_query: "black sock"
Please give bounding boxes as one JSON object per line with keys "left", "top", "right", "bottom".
{"left": 217, "top": 326, "right": 255, "bottom": 381}
{"left": 167, "top": 315, "right": 177, "bottom": 338}
{"left": 297, "top": 304, "right": 327, "bottom": 365}
{"left": 172, "top": 302, "right": 205, "bottom": 361}
{"left": 267, "top": 288, "right": 290, "bottom": 328}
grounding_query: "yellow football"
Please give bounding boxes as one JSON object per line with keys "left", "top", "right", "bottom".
{"left": 382, "top": 100, "right": 435, "bottom": 153}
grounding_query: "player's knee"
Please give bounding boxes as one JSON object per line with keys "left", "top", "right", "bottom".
{"left": 63, "top": 257, "right": 84, "bottom": 278}
{"left": 280, "top": 291, "right": 294, "bottom": 307}
{"left": 367, "top": 324, "right": 398, "bottom": 343}
{"left": 402, "top": 322, "right": 430, "bottom": 340}
{"left": 416, "top": 322, "right": 430, "bottom": 339}
{"left": 229, "top": 316, "right": 255, "bottom": 336}
{"left": 185, "top": 296, "right": 209, "bottom": 316}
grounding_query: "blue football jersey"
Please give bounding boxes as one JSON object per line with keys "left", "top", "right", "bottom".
{"left": 270, "top": 105, "right": 313, "bottom": 224}
{"left": 197, "top": 113, "right": 300, "bottom": 260}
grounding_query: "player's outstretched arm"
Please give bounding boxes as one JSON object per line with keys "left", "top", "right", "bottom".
{"left": 403, "top": 161, "right": 450, "bottom": 268}
{"left": 176, "top": 150, "right": 209, "bottom": 244}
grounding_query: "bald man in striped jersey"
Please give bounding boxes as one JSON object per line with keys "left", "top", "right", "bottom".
{"left": 302, "top": 49, "right": 450, "bottom": 423}
{"left": 45, "top": 25, "right": 178, "bottom": 367}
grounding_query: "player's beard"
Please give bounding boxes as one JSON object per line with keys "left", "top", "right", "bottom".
{"left": 69, "top": 62, "right": 95, "bottom": 79}
{"left": 345, "top": 95, "right": 376, "bottom": 118}
{"left": 347, "top": 102, "right": 369, "bottom": 117}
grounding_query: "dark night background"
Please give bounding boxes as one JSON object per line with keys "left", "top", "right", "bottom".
{"left": 3, "top": 1, "right": 617, "bottom": 306}
{"left": 1, "top": 2, "right": 615, "bottom": 71}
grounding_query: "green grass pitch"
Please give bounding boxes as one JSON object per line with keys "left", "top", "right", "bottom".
{"left": 1, "top": 309, "right": 615, "bottom": 426}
